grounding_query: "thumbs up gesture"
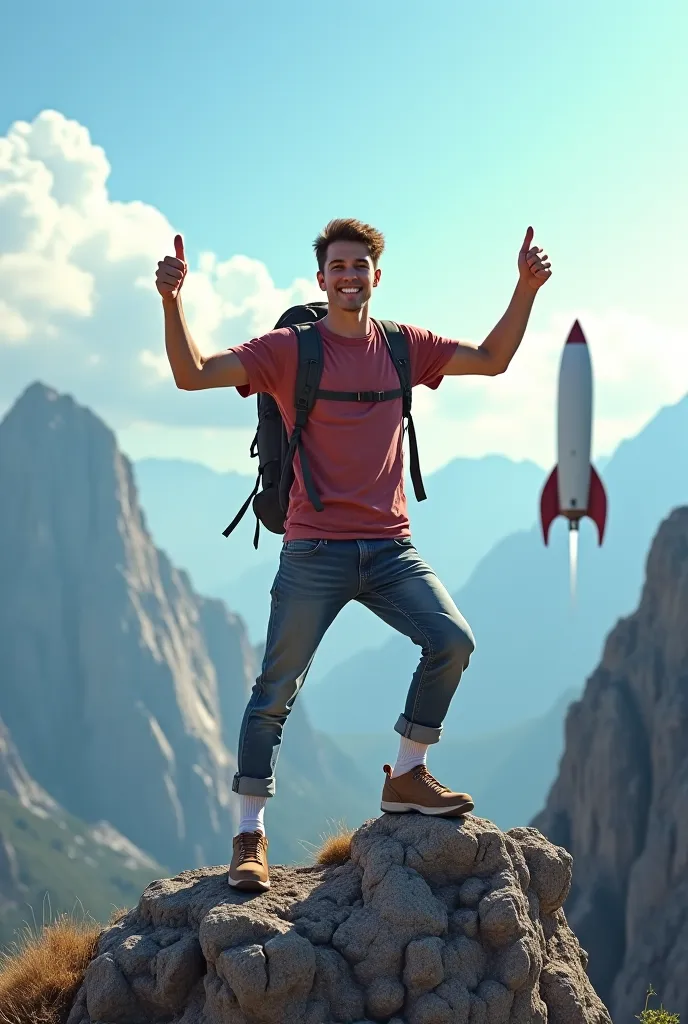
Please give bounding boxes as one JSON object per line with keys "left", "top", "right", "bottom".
{"left": 156, "top": 234, "right": 187, "bottom": 301}
{"left": 518, "top": 227, "right": 552, "bottom": 291}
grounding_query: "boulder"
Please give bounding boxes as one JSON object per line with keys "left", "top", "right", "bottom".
{"left": 67, "top": 813, "right": 610, "bottom": 1024}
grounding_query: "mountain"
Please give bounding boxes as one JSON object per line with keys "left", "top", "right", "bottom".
{"left": 135, "top": 454, "right": 544, "bottom": 679}
{"left": 0, "top": 713, "right": 164, "bottom": 950}
{"left": 0, "top": 382, "right": 375, "bottom": 872}
{"left": 131, "top": 457, "right": 282, "bottom": 596}
{"left": 304, "top": 392, "right": 688, "bottom": 736}
{"left": 533, "top": 505, "right": 688, "bottom": 1021}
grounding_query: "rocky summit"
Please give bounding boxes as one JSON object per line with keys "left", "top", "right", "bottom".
{"left": 67, "top": 813, "right": 609, "bottom": 1024}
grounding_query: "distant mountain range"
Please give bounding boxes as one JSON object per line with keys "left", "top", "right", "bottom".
{"left": 134, "top": 454, "right": 545, "bottom": 681}
{"left": 132, "top": 392, "right": 688, "bottom": 839}
{"left": 331, "top": 686, "right": 576, "bottom": 832}
{"left": 4, "top": 376, "right": 687, "bottom": 977}
{"left": 302, "top": 391, "right": 688, "bottom": 737}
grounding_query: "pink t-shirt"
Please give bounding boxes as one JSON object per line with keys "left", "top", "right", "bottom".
{"left": 233, "top": 319, "right": 457, "bottom": 540}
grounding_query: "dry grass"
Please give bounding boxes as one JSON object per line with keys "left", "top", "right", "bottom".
{"left": 314, "top": 824, "right": 354, "bottom": 866}
{"left": 0, "top": 908, "right": 127, "bottom": 1024}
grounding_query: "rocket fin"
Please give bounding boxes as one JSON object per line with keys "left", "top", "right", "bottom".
{"left": 587, "top": 465, "right": 607, "bottom": 545}
{"left": 540, "top": 467, "right": 559, "bottom": 545}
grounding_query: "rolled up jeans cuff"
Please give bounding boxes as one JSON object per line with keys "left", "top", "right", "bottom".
{"left": 394, "top": 714, "right": 442, "bottom": 745}
{"left": 232, "top": 773, "right": 275, "bottom": 798}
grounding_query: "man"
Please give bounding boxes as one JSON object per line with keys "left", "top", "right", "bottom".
{"left": 156, "top": 218, "right": 551, "bottom": 891}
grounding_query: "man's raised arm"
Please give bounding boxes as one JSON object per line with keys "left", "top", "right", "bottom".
{"left": 157, "top": 234, "right": 248, "bottom": 391}
{"left": 442, "top": 227, "right": 552, "bottom": 377}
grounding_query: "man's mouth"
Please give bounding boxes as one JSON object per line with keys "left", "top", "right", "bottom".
{"left": 339, "top": 287, "right": 362, "bottom": 295}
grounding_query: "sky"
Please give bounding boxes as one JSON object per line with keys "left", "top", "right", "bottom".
{"left": 0, "top": 0, "right": 686, "bottom": 476}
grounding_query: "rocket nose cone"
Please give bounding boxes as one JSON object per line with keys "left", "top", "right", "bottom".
{"left": 566, "top": 320, "right": 587, "bottom": 345}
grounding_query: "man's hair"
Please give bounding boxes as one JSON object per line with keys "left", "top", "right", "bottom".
{"left": 313, "top": 218, "right": 385, "bottom": 272}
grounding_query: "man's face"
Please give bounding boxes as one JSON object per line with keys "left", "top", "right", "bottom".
{"left": 317, "top": 240, "right": 381, "bottom": 311}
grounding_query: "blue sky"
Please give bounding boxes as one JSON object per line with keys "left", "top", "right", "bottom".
{"left": 0, "top": 0, "right": 686, "bottom": 474}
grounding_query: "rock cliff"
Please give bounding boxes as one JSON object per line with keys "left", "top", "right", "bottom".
{"left": 0, "top": 382, "right": 373, "bottom": 872}
{"left": 67, "top": 813, "right": 609, "bottom": 1024}
{"left": 534, "top": 505, "right": 688, "bottom": 1021}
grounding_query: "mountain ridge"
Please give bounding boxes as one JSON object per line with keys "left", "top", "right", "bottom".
{"left": 303, "top": 389, "right": 688, "bottom": 737}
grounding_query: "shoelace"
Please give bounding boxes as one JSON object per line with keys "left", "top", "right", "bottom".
{"left": 237, "top": 831, "right": 265, "bottom": 863}
{"left": 411, "top": 765, "right": 449, "bottom": 795}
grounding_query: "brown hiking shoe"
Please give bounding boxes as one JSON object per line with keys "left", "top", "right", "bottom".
{"left": 228, "top": 831, "right": 270, "bottom": 891}
{"left": 380, "top": 763, "right": 474, "bottom": 817}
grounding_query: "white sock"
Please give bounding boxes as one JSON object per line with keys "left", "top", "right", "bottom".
{"left": 392, "top": 737, "right": 429, "bottom": 778}
{"left": 238, "top": 795, "right": 267, "bottom": 835}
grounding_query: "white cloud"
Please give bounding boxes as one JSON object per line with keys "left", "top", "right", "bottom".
{"left": 0, "top": 109, "right": 321, "bottom": 436}
{"left": 1, "top": 251, "right": 94, "bottom": 314}
{"left": 0, "top": 108, "right": 685, "bottom": 476}
{"left": 139, "top": 349, "right": 173, "bottom": 381}
{"left": 0, "top": 300, "right": 31, "bottom": 343}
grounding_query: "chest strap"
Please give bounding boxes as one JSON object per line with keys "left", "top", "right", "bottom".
{"left": 316, "top": 388, "right": 403, "bottom": 402}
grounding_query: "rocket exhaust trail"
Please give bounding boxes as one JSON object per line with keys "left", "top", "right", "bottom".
{"left": 568, "top": 523, "right": 579, "bottom": 607}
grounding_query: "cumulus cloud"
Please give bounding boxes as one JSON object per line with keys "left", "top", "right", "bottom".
{"left": 0, "top": 109, "right": 320, "bottom": 436}
{"left": 0, "top": 108, "right": 685, "bottom": 475}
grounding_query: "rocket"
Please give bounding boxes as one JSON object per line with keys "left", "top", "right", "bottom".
{"left": 540, "top": 320, "right": 607, "bottom": 546}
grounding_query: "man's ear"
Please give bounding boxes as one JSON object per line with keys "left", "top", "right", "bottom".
{"left": 373, "top": 267, "right": 382, "bottom": 288}
{"left": 316, "top": 270, "right": 326, "bottom": 292}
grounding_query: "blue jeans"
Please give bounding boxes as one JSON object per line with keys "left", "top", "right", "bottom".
{"left": 232, "top": 538, "right": 475, "bottom": 797}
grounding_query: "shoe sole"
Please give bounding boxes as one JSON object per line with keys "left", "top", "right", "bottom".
{"left": 380, "top": 800, "right": 474, "bottom": 817}
{"left": 227, "top": 875, "right": 271, "bottom": 892}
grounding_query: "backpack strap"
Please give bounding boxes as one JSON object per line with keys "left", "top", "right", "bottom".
{"left": 278, "top": 323, "right": 325, "bottom": 513}
{"left": 376, "top": 319, "right": 427, "bottom": 502}
{"left": 222, "top": 429, "right": 260, "bottom": 539}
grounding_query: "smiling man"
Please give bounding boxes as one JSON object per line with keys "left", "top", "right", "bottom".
{"left": 157, "top": 217, "right": 552, "bottom": 892}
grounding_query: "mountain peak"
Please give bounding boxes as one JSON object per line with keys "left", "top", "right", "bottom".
{"left": 2, "top": 379, "right": 115, "bottom": 442}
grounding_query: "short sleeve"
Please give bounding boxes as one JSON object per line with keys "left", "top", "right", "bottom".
{"left": 231, "top": 328, "right": 296, "bottom": 398}
{"left": 400, "top": 324, "right": 458, "bottom": 391}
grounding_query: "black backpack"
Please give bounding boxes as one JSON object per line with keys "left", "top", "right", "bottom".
{"left": 222, "top": 302, "right": 427, "bottom": 547}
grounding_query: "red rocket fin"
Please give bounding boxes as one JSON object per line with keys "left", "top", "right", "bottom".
{"left": 587, "top": 464, "right": 607, "bottom": 545}
{"left": 540, "top": 467, "right": 559, "bottom": 545}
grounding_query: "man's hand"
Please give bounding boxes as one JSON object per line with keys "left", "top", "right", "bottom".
{"left": 518, "top": 227, "right": 551, "bottom": 291}
{"left": 156, "top": 234, "right": 188, "bottom": 302}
